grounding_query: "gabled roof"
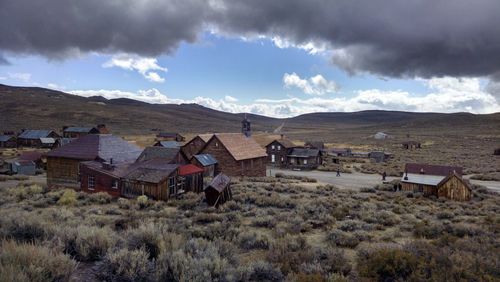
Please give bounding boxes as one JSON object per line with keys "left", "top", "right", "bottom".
{"left": 46, "top": 134, "right": 142, "bottom": 162}
{"left": 0, "top": 135, "right": 15, "bottom": 142}
{"left": 155, "top": 141, "right": 182, "bottom": 148}
{"left": 266, "top": 138, "right": 296, "bottom": 148}
{"left": 179, "top": 164, "right": 204, "bottom": 176}
{"left": 136, "top": 147, "right": 180, "bottom": 163}
{"left": 405, "top": 163, "right": 463, "bottom": 176}
{"left": 18, "top": 130, "right": 55, "bottom": 139}
{"left": 304, "top": 141, "right": 324, "bottom": 149}
{"left": 288, "top": 148, "right": 320, "bottom": 158}
{"left": 209, "top": 133, "right": 267, "bottom": 161}
{"left": 198, "top": 134, "right": 213, "bottom": 143}
{"left": 206, "top": 173, "right": 231, "bottom": 192}
{"left": 193, "top": 154, "right": 218, "bottom": 166}
{"left": 64, "top": 127, "right": 99, "bottom": 133}
{"left": 437, "top": 171, "right": 472, "bottom": 191}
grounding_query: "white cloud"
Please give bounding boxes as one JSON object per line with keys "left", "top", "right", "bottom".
{"left": 67, "top": 76, "right": 500, "bottom": 118}
{"left": 0, "top": 76, "right": 6, "bottom": 80}
{"left": 224, "top": 95, "right": 238, "bottom": 102}
{"left": 47, "top": 83, "right": 65, "bottom": 90}
{"left": 283, "top": 72, "right": 338, "bottom": 95}
{"left": 271, "top": 36, "right": 329, "bottom": 55}
{"left": 8, "top": 72, "right": 31, "bottom": 82}
{"left": 103, "top": 54, "right": 167, "bottom": 83}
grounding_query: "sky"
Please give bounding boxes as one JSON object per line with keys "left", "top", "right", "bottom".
{"left": 1, "top": 0, "right": 500, "bottom": 118}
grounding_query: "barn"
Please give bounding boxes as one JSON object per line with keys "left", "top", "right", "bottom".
{"left": 287, "top": 148, "right": 322, "bottom": 170}
{"left": 401, "top": 163, "right": 471, "bottom": 201}
{"left": 181, "top": 134, "right": 213, "bottom": 160}
{"left": 17, "top": 130, "right": 60, "bottom": 147}
{"left": 192, "top": 154, "right": 218, "bottom": 177}
{"left": 199, "top": 133, "right": 267, "bottom": 177}
{"left": 46, "top": 134, "right": 142, "bottom": 189}
{"left": 0, "top": 135, "right": 16, "bottom": 148}
{"left": 178, "top": 164, "right": 204, "bottom": 193}
{"left": 265, "top": 136, "right": 297, "bottom": 168}
{"left": 205, "top": 173, "right": 232, "bottom": 207}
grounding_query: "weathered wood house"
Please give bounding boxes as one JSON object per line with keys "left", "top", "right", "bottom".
{"left": 46, "top": 134, "right": 142, "bottom": 188}
{"left": 330, "top": 148, "right": 352, "bottom": 157}
{"left": 287, "top": 148, "right": 322, "bottom": 170}
{"left": 0, "top": 135, "right": 17, "bottom": 148}
{"left": 62, "top": 126, "right": 100, "bottom": 138}
{"left": 402, "top": 140, "right": 421, "bottom": 149}
{"left": 265, "top": 136, "right": 297, "bottom": 168}
{"left": 156, "top": 132, "right": 185, "bottom": 142}
{"left": 205, "top": 173, "right": 232, "bottom": 207}
{"left": 401, "top": 163, "right": 471, "bottom": 201}
{"left": 181, "top": 134, "right": 213, "bottom": 160}
{"left": 136, "top": 146, "right": 187, "bottom": 164}
{"left": 199, "top": 133, "right": 267, "bottom": 177}
{"left": 17, "top": 130, "right": 59, "bottom": 147}
{"left": 191, "top": 154, "right": 218, "bottom": 177}
{"left": 369, "top": 151, "right": 392, "bottom": 163}
{"left": 178, "top": 164, "right": 204, "bottom": 193}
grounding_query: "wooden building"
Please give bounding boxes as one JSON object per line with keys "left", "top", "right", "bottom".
{"left": 0, "top": 135, "right": 16, "bottom": 148}
{"left": 205, "top": 173, "right": 232, "bottom": 207}
{"left": 39, "top": 138, "right": 56, "bottom": 149}
{"left": 9, "top": 160, "right": 36, "bottom": 176}
{"left": 181, "top": 134, "right": 213, "bottom": 160}
{"left": 402, "top": 140, "right": 421, "bottom": 150}
{"left": 79, "top": 160, "right": 125, "bottom": 197}
{"left": 156, "top": 132, "right": 185, "bottom": 142}
{"left": 17, "top": 130, "right": 59, "bottom": 147}
{"left": 330, "top": 148, "right": 352, "bottom": 157}
{"left": 199, "top": 133, "right": 267, "bottom": 177}
{"left": 192, "top": 154, "right": 218, "bottom": 177}
{"left": 178, "top": 164, "right": 204, "bottom": 193}
{"left": 62, "top": 126, "right": 100, "bottom": 138}
{"left": 401, "top": 163, "right": 471, "bottom": 201}
{"left": 287, "top": 148, "right": 322, "bottom": 170}
{"left": 265, "top": 136, "right": 297, "bottom": 168}
{"left": 19, "top": 151, "right": 44, "bottom": 169}
{"left": 136, "top": 146, "right": 187, "bottom": 164}
{"left": 46, "top": 134, "right": 142, "bottom": 188}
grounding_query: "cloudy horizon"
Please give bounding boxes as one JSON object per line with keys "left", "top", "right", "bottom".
{"left": 1, "top": 0, "right": 500, "bottom": 117}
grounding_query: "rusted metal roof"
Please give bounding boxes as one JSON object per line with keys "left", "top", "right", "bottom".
{"left": 405, "top": 163, "right": 463, "bottom": 176}
{"left": 179, "top": 164, "right": 204, "bottom": 176}
{"left": 136, "top": 147, "right": 180, "bottom": 162}
{"left": 206, "top": 173, "right": 231, "bottom": 192}
{"left": 210, "top": 133, "right": 267, "bottom": 161}
{"left": 46, "top": 134, "right": 142, "bottom": 162}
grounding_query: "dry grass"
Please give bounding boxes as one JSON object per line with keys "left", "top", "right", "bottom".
{"left": 0, "top": 177, "right": 498, "bottom": 281}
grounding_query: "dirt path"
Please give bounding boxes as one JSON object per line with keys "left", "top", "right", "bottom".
{"left": 268, "top": 168, "right": 500, "bottom": 193}
{"left": 268, "top": 168, "right": 398, "bottom": 190}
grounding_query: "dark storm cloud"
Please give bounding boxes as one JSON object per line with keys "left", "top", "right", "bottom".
{"left": 2, "top": 0, "right": 500, "bottom": 78}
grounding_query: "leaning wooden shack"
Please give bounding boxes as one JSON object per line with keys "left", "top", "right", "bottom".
{"left": 205, "top": 173, "right": 232, "bottom": 207}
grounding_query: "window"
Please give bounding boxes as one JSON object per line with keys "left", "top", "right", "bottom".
{"left": 168, "top": 177, "right": 176, "bottom": 195}
{"left": 271, "top": 145, "right": 275, "bottom": 150}
{"left": 88, "top": 175, "right": 95, "bottom": 190}
{"left": 111, "top": 179, "right": 118, "bottom": 189}
{"left": 277, "top": 145, "right": 281, "bottom": 150}
{"left": 271, "top": 154, "right": 275, "bottom": 163}
{"left": 304, "top": 159, "right": 308, "bottom": 165}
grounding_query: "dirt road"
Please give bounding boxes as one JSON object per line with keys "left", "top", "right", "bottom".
{"left": 268, "top": 168, "right": 500, "bottom": 192}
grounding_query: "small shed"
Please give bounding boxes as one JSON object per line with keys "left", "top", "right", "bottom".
{"left": 192, "top": 154, "right": 218, "bottom": 177}
{"left": 205, "top": 173, "right": 232, "bottom": 207}
{"left": 369, "top": 151, "right": 392, "bottom": 163}
{"left": 40, "top": 138, "right": 56, "bottom": 149}
{"left": 178, "top": 164, "right": 204, "bottom": 193}
{"left": 402, "top": 140, "right": 421, "bottom": 150}
{"left": 0, "top": 135, "right": 17, "bottom": 148}
{"left": 330, "top": 148, "right": 352, "bottom": 157}
{"left": 10, "top": 160, "right": 36, "bottom": 175}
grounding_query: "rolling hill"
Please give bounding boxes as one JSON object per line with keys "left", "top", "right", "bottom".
{"left": 1, "top": 84, "right": 499, "bottom": 137}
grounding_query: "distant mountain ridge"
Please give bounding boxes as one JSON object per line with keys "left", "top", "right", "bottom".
{"left": 0, "top": 84, "right": 498, "bottom": 135}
